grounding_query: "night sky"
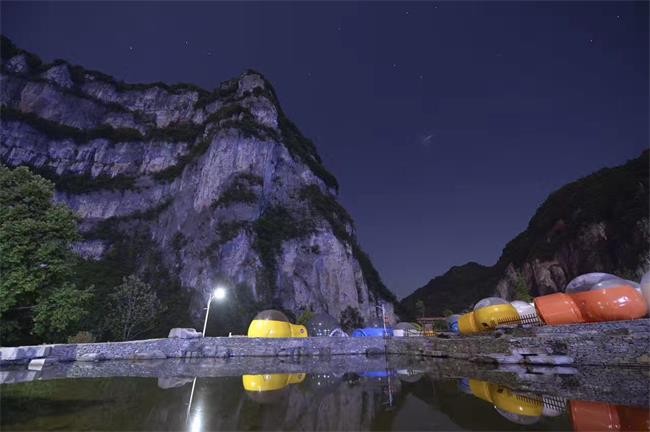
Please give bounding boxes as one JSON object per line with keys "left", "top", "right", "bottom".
{"left": 2, "top": 2, "right": 648, "bottom": 298}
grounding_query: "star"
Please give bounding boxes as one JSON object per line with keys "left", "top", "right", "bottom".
{"left": 589, "top": 39, "right": 593, "bottom": 43}
{"left": 207, "top": 51, "right": 212, "bottom": 56}
{"left": 419, "top": 74, "right": 424, "bottom": 79}
{"left": 616, "top": 15, "right": 621, "bottom": 19}
{"left": 392, "top": 63, "right": 397, "bottom": 68}
{"left": 337, "top": 26, "right": 342, "bottom": 31}
{"left": 128, "top": 46, "right": 134, "bottom": 51}
{"left": 405, "top": 11, "right": 409, "bottom": 15}
{"left": 185, "top": 40, "right": 190, "bottom": 47}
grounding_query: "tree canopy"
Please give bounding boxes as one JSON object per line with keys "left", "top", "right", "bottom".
{"left": 0, "top": 165, "right": 91, "bottom": 344}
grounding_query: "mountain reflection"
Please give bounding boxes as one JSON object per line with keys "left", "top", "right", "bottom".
{"left": 1, "top": 369, "right": 648, "bottom": 431}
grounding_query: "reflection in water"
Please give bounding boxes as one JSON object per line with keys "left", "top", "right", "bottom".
{"left": 459, "top": 378, "right": 563, "bottom": 425}
{"left": 460, "top": 378, "right": 650, "bottom": 431}
{"left": 569, "top": 400, "right": 650, "bottom": 432}
{"left": 1, "top": 370, "right": 648, "bottom": 431}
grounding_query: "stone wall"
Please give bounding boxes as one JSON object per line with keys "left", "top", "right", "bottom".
{"left": 1, "top": 319, "right": 648, "bottom": 368}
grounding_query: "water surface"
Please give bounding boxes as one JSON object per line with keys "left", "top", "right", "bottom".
{"left": 1, "top": 358, "right": 647, "bottom": 431}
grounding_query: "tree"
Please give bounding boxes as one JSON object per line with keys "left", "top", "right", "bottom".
{"left": 105, "top": 275, "right": 163, "bottom": 340}
{"left": 296, "top": 309, "right": 314, "bottom": 327}
{"left": 415, "top": 300, "right": 426, "bottom": 318}
{"left": 0, "top": 165, "right": 92, "bottom": 344}
{"left": 513, "top": 272, "right": 533, "bottom": 302}
{"left": 340, "top": 306, "right": 364, "bottom": 332}
{"left": 442, "top": 308, "right": 453, "bottom": 317}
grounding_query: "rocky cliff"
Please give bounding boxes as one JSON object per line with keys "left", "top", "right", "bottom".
{"left": 0, "top": 36, "right": 396, "bottom": 334}
{"left": 402, "top": 150, "right": 649, "bottom": 317}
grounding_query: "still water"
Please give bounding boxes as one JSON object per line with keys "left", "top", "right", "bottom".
{"left": 1, "top": 360, "right": 648, "bottom": 431}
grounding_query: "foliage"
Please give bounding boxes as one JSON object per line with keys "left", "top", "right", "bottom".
{"left": 206, "top": 104, "right": 278, "bottom": 141}
{"left": 1, "top": 35, "right": 44, "bottom": 71}
{"left": 500, "top": 150, "right": 649, "bottom": 267}
{"left": 67, "top": 331, "right": 95, "bottom": 344}
{"left": 195, "top": 79, "right": 239, "bottom": 109}
{"left": 26, "top": 165, "right": 137, "bottom": 194}
{"left": 104, "top": 275, "right": 163, "bottom": 341}
{"left": 252, "top": 206, "right": 313, "bottom": 297}
{"left": 1, "top": 105, "right": 204, "bottom": 145}
{"left": 339, "top": 306, "right": 364, "bottom": 332}
{"left": 298, "top": 185, "right": 397, "bottom": 303}
{"left": 415, "top": 300, "right": 426, "bottom": 318}
{"left": 216, "top": 221, "right": 250, "bottom": 244}
{"left": 204, "top": 282, "right": 264, "bottom": 336}
{"left": 296, "top": 309, "right": 314, "bottom": 327}
{"left": 0, "top": 165, "right": 92, "bottom": 344}
{"left": 148, "top": 122, "right": 203, "bottom": 143}
{"left": 83, "top": 199, "right": 172, "bottom": 241}
{"left": 74, "top": 230, "right": 192, "bottom": 341}
{"left": 441, "top": 308, "right": 453, "bottom": 317}
{"left": 400, "top": 262, "right": 498, "bottom": 319}
{"left": 242, "top": 71, "right": 339, "bottom": 191}
{"left": 211, "top": 174, "right": 261, "bottom": 209}
{"left": 1, "top": 106, "right": 143, "bottom": 143}
{"left": 512, "top": 273, "right": 533, "bottom": 302}
{"left": 402, "top": 151, "right": 649, "bottom": 318}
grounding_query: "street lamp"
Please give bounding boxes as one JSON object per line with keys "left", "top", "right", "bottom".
{"left": 188, "top": 286, "right": 227, "bottom": 427}
{"left": 201, "top": 286, "right": 227, "bottom": 337}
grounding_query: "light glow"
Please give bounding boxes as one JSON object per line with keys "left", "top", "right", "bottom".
{"left": 213, "top": 287, "right": 226, "bottom": 301}
{"left": 189, "top": 413, "right": 202, "bottom": 432}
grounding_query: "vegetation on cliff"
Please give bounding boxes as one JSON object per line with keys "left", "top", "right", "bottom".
{"left": 1, "top": 37, "right": 400, "bottom": 332}
{"left": 401, "top": 151, "right": 649, "bottom": 317}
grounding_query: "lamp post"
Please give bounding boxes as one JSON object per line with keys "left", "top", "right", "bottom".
{"left": 188, "top": 286, "right": 227, "bottom": 426}
{"left": 202, "top": 286, "right": 227, "bottom": 337}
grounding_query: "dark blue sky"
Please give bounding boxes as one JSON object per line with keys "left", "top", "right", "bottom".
{"left": 2, "top": 2, "right": 648, "bottom": 298}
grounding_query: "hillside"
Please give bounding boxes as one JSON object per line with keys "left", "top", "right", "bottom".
{"left": 402, "top": 150, "right": 649, "bottom": 317}
{"left": 0, "top": 36, "right": 397, "bottom": 336}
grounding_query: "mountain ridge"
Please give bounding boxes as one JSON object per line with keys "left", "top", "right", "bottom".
{"left": 0, "top": 35, "right": 397, "bottom": 336}
{"left": 401, "top": 150, "right": 649, "bottom": 317}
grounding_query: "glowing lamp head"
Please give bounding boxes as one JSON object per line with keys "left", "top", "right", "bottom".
{"left": 213, "top": 287, "right": 226, "bottom": 301}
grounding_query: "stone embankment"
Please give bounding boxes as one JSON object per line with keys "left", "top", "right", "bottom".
{"left": 1, "top": 319, "right": 648, "bottom": 368}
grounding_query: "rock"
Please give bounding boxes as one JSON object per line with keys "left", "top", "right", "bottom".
{"left": 133, "top": 350, "right": 167, "bottom": 360}
{"left": 0, "top": 345, "right": 51, "bottom": 361}
{"left": 77, "top": 353, "right": 105, "bottom": 362}
{"left": 524, "top": 354, "right": 574, "bottom": 366}
{"left": 168, "top": 328, "right": 202, "bottom": 339}
{"left": 5, "top": 54, "right": 29, "bottom": 74}
{"left": 157, "top": 377, "right": 194, "bottom": 389}
{"left": 42, "top": 64, "right": 74, "bottom": 89}
{"left": 0, "top": 370, "right": 38, "bottom": 384}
